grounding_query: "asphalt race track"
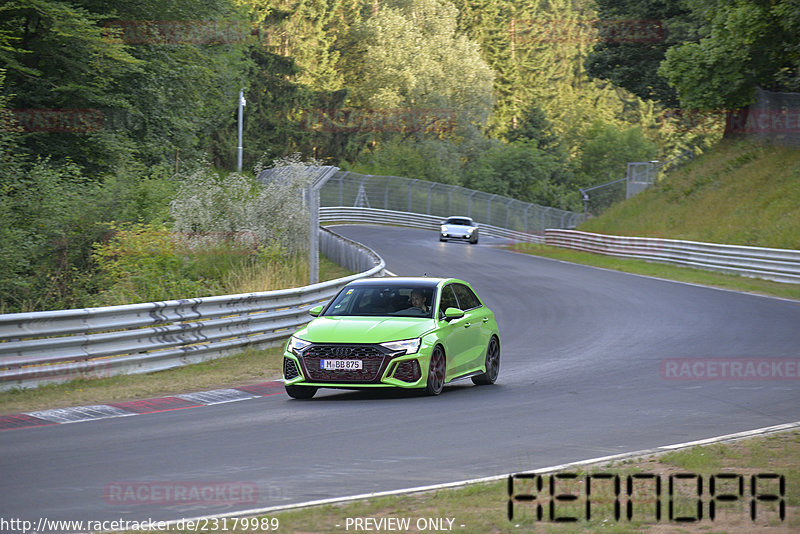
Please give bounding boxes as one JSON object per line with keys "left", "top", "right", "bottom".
{"left": 2, "top": 224, "right": 799, "bottom": 525}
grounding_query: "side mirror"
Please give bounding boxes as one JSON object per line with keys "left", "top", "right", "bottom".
{"left": 443, "top": 307, "right": 464, "bottom": 321}
{"left": 309, "top": 305, "right": 323, "bottom": 317}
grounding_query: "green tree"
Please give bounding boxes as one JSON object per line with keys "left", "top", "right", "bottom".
{"left": 659, "top": 0, "right": 800, "bottom": 110}
{"left": 0, "top": 0, "right": 141, "bottom": 170}
{"left": 345, "top": 0, "right": 494, "bottom": 127}
{"left": 450, "top": 0, "right": 519, "bottom": 134}
{"left": 502, "top": 103, "right": 560, "bottom": 154}
{"left": 349, "top": 135, "right": 469, "bottom": 185}
{"left": 575, "top": 121, "right": 658, "bottom": 185}
{"left": 246, "top": 0, "right": 362, "bottom": 93}
{"left": 1, "top": 0, "right": 250, "bottom": 171}
{"left": 571, "top": 122, "right": 658, "bottom": 214}
{"left": 584, "top": 0, "right": 699, "bottom": 107}
{"left": 454, "top": 0, "right": 661, "bottom": 157}
{"left": 464, "top": 140, "right": 570, "bottom": 208}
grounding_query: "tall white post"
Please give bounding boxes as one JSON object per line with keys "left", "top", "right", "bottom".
{"left": 237, "top": 89, "right": 246, "bottom": 172}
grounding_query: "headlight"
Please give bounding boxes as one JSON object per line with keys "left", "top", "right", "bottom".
{"left": 440, "top": 225, "right": 448, "bottom": 232}
{"left": 288, "top": 336, "right": 311, "bottom": 355}
{"left": 380, "top": 338, "right": 421, "bottom": 355}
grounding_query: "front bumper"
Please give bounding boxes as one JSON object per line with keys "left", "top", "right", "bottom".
{"left": 283, "top": 342, "right": 429, "bottom": 389}
{"left": 440, "top": 230, "right": 475, "bottom": 240}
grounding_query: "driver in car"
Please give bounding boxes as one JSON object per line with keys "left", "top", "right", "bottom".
{"left": 398, "top": 289, "right": 429, "bottom": 316}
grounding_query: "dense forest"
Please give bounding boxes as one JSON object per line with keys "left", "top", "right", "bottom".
{"left": 1, "top": 0, "right": 798, "bottom": 312}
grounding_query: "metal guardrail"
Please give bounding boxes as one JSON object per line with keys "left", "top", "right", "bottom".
{"left": 545, "top": 229, "right": 800, "bottom": 284}
{"left": 0, "top": 228, "right": 385, "bottom": 391}
{"left": 321, "top": 207, "right": 545, "bottom": 243}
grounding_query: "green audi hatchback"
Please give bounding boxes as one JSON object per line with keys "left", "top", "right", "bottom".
{"left": 282, "top": 277, "right": 500, "bottom": 399}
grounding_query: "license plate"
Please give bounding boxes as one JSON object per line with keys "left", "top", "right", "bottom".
{"left": 321, "top": 359, "right": 362, "bottom": 371}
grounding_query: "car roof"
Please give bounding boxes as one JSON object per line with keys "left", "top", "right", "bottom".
{"left": 345, "top": 277, "right": 450, "bottom": 288}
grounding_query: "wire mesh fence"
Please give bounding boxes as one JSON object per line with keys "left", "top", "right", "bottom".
{"left": 581, "top": 178, "right": 628, "bottom": 216}
{"left": 579, "top": 150, "right": 695, "bottom": 216}
{"left": 320, "top": 171, "right": 584, "bottom": 234}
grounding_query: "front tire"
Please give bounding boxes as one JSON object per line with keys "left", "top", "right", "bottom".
{"left": 424, "top": 347, "right": 446, "bottom": 395}
{"left": 285, "top": 385, "right": 318, "bottom": 399}
{"left": 472, "top": 336, "right": 499, "bottom": 385}
{"left": 470, "top": 233, "right": 478, "bottom": 244}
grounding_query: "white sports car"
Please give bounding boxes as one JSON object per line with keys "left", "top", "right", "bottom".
{"left": 440, "top": 216, "right": 479, "bottom": 244}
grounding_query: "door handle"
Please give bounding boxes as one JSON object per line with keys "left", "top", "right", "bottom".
{"left": 482, "top": 317, "right": 489, "bottom": 323}
{"left": 463, "top": 322, "right": 471, "bottom": 328}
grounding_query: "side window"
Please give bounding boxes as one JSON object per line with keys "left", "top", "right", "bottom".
{"left": 439, "top": 285, "right": 459, "bottom": 317}
{"left": 453, "top": 283, "right": 482, "bottom": 311}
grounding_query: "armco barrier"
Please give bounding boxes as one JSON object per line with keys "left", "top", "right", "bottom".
{"left": 0, "top": 228, "right": 385, "bottom": 391}
{"left": 545, "top": 229, "right": 800, "bottom": 284}
{"left": 321, "top": 206, "right": 545, "bottom": 243}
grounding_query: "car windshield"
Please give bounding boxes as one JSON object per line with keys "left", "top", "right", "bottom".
{"left": 323, "top": 283, "right": 436, "bottom": 318}
{"left": 445, "top": 218, "right": 472, "bottom": 226}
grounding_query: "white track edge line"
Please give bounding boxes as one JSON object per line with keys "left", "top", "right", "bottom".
{"left": 156, "top": 420, "right": 800, "bottom": 528}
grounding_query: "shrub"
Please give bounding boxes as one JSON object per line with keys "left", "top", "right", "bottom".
{"left": 91, "top": 224, "right": 209, "bottom": 305}
{"left": 92, "top": 224, "right": 313, "bottom": 306}
{"left": 170, "top": 154, "right": 321, "bottom": 254}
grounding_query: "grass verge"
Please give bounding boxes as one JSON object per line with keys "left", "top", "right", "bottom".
{"left": 0, "top": 256, "right": 351, "bottom": 415}
{"left": 509, "top": 243, "right": 800, "bottom": 301}
{"left": 580, "top": 139, "right": 800, "bottom": 250}
{"left": 225, "top": 429, "right": 797, "bottom": 533}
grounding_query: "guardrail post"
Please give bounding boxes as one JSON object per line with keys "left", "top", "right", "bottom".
{"left": 467, "top": 190, "right": 476, "bottom": 218}
{"left": 524, "top": 204, "right": 530, "bottom": 233}
{"left": 448, "top": 188, "right": 453, "bottom": 215}
{"left": 542, "top": 207, "right": 552, "bottom": 232}
{"left": 407, "top": 179, "right": 418, "bottom": 213}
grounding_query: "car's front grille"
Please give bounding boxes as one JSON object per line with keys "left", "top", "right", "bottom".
{"left": 283, "top": 358, "right": 299, "bottom": 380}
{"left": 305, "top": 345, "right": 383, "bottom": 359}
{"left": 301, "top": 344, "right": 387, "bottom": 383}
